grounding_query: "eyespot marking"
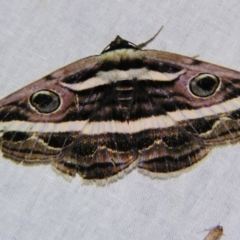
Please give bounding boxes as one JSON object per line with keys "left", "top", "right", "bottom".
{"left": 189, "top": 73, "right": 220, "bottom": 97}
{"left": 30, "top": 90, "right": 61, "bottom": 113}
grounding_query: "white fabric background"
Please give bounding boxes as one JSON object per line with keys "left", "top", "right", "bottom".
{"left": 0, "top": 0, "right": 240, "bottom": 239}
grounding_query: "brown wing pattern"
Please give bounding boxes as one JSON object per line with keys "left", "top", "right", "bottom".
{"left": 1, "top": 36, "right": 240, "bottom": 180}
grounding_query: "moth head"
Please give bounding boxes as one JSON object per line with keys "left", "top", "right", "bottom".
{"left": 30, "top": 90, "right": 61, "bottom": 113}
{"left": 189, "top": 73, "right": 220, "bottom": 97}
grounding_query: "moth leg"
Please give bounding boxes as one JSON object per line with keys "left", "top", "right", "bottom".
{"left": 191, "top": 54, "right": 199, "bottom": 59}
{"left": 137, "top": 26, "right": 163, "bottom": 48}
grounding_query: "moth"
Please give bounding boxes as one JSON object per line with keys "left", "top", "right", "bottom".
{"left": 203, "top": 225, "right": 223, "bottom": 240}
{"left": 1, "top": 28, "right": 240, "bottom": 181}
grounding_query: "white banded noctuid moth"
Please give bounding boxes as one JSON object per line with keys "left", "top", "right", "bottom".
{"left": 1, "top": 29, "right": 240, "bottom": 181}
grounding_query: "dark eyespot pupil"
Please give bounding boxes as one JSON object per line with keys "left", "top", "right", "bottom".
{"left": 30, "top": 90, "right": 60, "bottom": 113}
{"left": 189, "top": 73, "right": 220, "bottom": 97}
{"left": 196, "top": 77, "right": 216, "bottom": 91}
{"left": 33, "top": 94, "right": 53, "bottom": 108}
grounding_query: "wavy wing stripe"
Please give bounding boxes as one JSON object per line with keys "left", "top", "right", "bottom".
{"left": 1, "top": 96, "right": 240, "bottom": 134}
{"left": 60, "top": 69, "right": 185, "bottom": 91}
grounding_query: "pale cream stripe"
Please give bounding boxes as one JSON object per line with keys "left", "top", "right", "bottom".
{"left": 60, "top": 69, "right": 185, "bottom": 91}
{"left": 1, "top": 96, "right": 239, "bottom": 134}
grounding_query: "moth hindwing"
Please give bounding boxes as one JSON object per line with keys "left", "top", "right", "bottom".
{"left": 1, "top": 33, "right": 240, "bottom": 181}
